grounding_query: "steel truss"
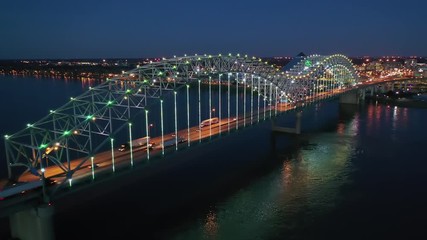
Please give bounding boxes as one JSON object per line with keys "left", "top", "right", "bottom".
{"left": 3, "top": 53, "right": 359, "bottom": 189}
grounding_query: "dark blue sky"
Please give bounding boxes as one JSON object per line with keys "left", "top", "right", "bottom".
{"left": 1, "top": 0, "right": 426, "bottom": 59}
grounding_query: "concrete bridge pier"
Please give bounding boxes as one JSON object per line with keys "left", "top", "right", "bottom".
{"left": 339, "top": 91, "right": 361, "bottom": 104}
{"left": 369, "top": 86, "right": 374, "bottom": 97}
{"left": 382, "top": 83, "right": 388, "bottom": 92}
{"left": 361, "top": 90, "right": 366, "bottom": 101}
{"left": 9, "top": 204, "right": 55, "bottom": 240}
{"left": 272, "top": 111, "right": 302, "bottom": 134}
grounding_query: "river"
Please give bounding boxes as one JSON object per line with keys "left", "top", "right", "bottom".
{"left": 1, "top": 75, "right": 427, "bottom": 239}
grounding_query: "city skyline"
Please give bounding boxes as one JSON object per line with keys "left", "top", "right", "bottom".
{"left": 1, "top": 0, "right": 427, "bottom": 59}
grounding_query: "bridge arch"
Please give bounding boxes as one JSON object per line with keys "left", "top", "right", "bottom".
{"left": 3, "top": 53, "right": 359, "bottom": 197}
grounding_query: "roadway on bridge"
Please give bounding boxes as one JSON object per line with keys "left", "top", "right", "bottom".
{"left": 16, "top": 105, "right": 292, "bottom": 185}
{"left": 10, "top": 82, "right": 379, "bottom": 185}
{"left": 1, "top": 76, "right": 418, "bottom": 198}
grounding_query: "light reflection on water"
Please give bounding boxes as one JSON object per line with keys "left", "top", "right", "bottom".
{"left": 2, "top": 75, "right": 427, "bottom": 239}
{"left": 168, "top": 100, "right": 427, "bottom": 240}
{"left": 171, "top": 108, "right": 361, "bottom": 240}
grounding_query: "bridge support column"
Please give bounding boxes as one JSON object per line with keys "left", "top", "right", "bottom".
{"left": 272, "top": 111, "right": 301, "bottom": 134}
{"left": 370, "top": 87, "right": 374, "bottom": 97}
{"left": 339, "top": 91, "right": 360, "bottom": 104}
{"left": 383, "top": 84, "right": 387, "bottom": 92}
{"left": 9, "top": 204, "right": 55, "bottom": 240}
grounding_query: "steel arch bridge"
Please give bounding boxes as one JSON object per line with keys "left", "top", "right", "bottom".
{"left": 3, "top": 53, "right": 359, "bottom": 197}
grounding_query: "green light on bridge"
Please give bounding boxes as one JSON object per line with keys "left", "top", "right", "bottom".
{"left": 4, "top": 135, "right": 9, "bottom": 140}
{"left": 126, "top": 89, "right": 132, "bottom": 94}
{"left": 39, "top": 144, "right": 48, "bottom": 149}
{"left": 107, "top": 100, "right": 114, "bottom": 106}
{"left": 63, "top": 130, "right": 71, "bottom": 136}
{"left": 86, "top": 115, "right": 94, "bottom": 120}
{"left": 305, "top": 60, "right": 312, "bottom": 67}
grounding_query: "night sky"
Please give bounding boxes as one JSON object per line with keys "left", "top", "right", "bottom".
{"left": 1, "top": 0, "right": 426, "bottom": 59}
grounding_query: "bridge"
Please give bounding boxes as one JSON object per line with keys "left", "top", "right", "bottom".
{"left": 1, "top": 53, "right": 425, "bottom": 240}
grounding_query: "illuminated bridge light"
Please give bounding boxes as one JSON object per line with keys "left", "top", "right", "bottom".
{"left": 4, "top": 53, "right": 364, "bottom": 198}
{"left": 39, "top": 144, "right": 48, "bottom": 149}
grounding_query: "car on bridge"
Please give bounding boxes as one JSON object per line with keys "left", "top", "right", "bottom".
{"left": 162, "top": 136, "right": 186, "bottom": 148}
{"left": 118, "top": 136, "right": 154, "bottom": 152}
{"left": 200, "top": 117, "right": 219, "bottom": 128}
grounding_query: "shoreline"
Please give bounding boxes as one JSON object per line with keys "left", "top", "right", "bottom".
{"left": 366, "top": 95, "right": 427, "bottom": 108}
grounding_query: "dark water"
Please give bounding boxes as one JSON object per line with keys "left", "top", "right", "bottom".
{"left": 1, "top": 76, "right": 427, "bottom": 239}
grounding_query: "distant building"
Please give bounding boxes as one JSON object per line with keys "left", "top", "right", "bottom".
{"left": 382, "top": 61, "right": 402, "bottom": 70}
{"left": 404, "top": 58, "right": 417, "bottom": 69}
{"left": 414, "top": 63, "right": 427, "bottom": 77}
